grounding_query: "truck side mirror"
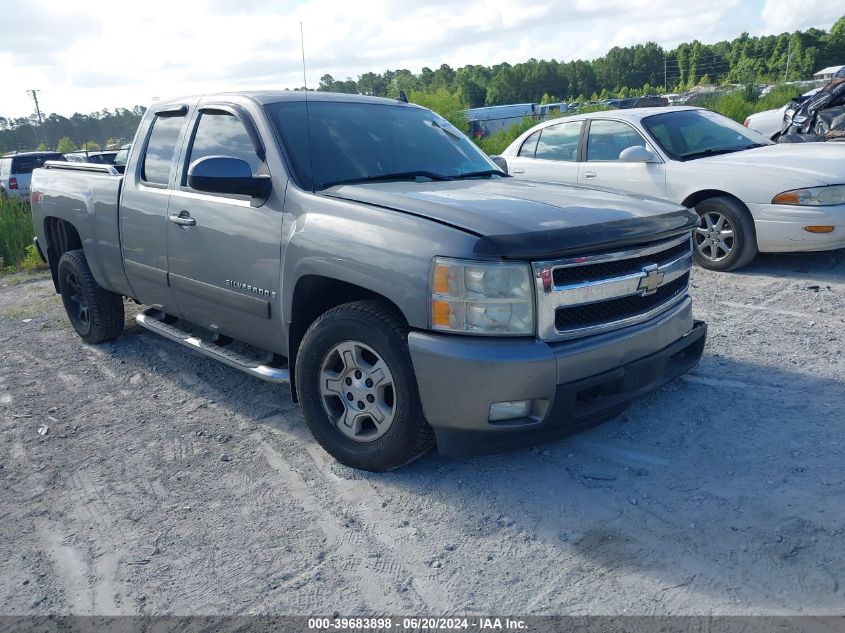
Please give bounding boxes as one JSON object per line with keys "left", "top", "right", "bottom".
{"left": 187, "top": 156, "right": 271, "bottom": 199}
{"left": 618, "top": 146, "right": 657, "bottom": 163}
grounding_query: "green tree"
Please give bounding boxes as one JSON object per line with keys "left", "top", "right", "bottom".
{"left": 407, "top": 88, "right": 469, "bottom": 133}
{"left": 56, "top": 137, "right": 76, "bottom": 153}
{"left": 37, "top": 142, "right": 47, "bottom": 151}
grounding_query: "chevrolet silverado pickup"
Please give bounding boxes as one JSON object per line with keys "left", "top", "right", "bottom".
{"left": 30, "top": 92, "right": 706, "bottom": 471}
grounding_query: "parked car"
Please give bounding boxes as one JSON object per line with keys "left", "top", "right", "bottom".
{"left": 0, "top": 151, "right": 66, "bottom": 200}
{"left": 498, "top": 106, "right": 845, "bottom": 271}
{"left": 743, "top": 88, "right": 821, "bottom": 140}
{"left": 64, "top": 150, "right": 119, "bottom": 165}
{"left": 113, "top": 143, "right": 132, "bottom": 167}
{"left": 30, "top": 91, "right": 706, "bottom": 470}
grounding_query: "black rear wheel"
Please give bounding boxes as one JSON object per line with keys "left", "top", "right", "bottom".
{"left": 57, "top": 250, "right": 125, "bottom": 344}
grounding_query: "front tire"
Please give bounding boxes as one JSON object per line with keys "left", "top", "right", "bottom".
{"left": 57, "top": 250, "right": 125, "bottom": 343}
{"left": 692, "top": 196, "right": 757, "bottom": 271}
{"left": 295, "top": 301, "right": 434, "bottom": 471}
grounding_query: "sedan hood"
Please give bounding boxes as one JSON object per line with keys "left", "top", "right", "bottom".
{"left": 695, "top": 143, "right": 845, "bottom": 186}
{"left": 324, "top": 178, "right": 696, "bottom": 259}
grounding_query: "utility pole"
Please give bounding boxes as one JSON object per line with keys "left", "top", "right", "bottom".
{"left": 26, "top": 89, "right": 44, "bottom": 126}
{"left": 664, "top": 57, "right": 668, "bottom": 92}
{"left": 783, "top": 40, "right": 791, "bottom": 83}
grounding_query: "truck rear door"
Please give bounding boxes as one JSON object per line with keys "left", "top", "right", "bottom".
{"left": 165, "top": 105, "right": 284, "bottom": 352}
{"left": 120, "top": 106, "right": 190, "bottom": 315}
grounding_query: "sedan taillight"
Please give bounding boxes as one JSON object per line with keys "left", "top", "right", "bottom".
{"left": 742, "top": 117, "right": 751, "bottom": 128}
{"left": 9, "top": 177, "right": 18, "bottom": 189}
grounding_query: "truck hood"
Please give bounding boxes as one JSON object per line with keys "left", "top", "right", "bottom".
{"left": 692, "top": 143, "right": 845, "bottom": 186}
{"left": 324, "top": 178, "right": 696, "bottom": 259}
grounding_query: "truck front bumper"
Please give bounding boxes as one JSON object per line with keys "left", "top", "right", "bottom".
{"left": 408, "top": 298, "right": 706, "bottom": 456}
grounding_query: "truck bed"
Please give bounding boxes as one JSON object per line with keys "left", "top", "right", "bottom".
{"left": 30, "top": 161, "right": 134, "bottom": 297}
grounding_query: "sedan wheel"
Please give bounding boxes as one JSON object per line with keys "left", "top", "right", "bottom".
{"left": 694, "top": 211, "right": 734, "bottom": 263}
{"left": 690, "top": 196, "right": 757, "bottom": 272}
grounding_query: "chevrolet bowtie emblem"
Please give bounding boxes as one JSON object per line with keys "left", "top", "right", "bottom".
{"left": 637, "top": 263, "right": 665, "bottom": 295}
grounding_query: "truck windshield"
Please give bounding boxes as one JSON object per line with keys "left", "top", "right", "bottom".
{"left": 265, "top": 100, "right": 501, "bottom": 191}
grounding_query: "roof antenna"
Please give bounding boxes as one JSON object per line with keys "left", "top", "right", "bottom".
{"left": 300, "top": 21, "right": 316, "bottom": 192}
{"left": 398, "top": 90, "right": 408, "bottom": 103}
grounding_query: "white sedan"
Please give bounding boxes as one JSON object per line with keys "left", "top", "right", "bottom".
{"left": 499, "top": 106, "right": 845, "bottom": 270}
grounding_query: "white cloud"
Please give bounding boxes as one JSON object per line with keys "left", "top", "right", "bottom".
{"left": 761, "top": 0, "right": 843, "bottom": 34}
{"left": 0, "top": 0, "right": 839, "bottom": 118}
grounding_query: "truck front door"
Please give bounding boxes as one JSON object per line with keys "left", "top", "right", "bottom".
{"left": 165, "top": 106, "right": 285, "bottom": 353}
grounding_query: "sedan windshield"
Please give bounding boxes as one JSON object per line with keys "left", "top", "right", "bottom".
{"left": 642, "top": 109, "right": 769, "bottom": 161}
{"left": 265, "top": 100, "right": 502, "bottom": 191}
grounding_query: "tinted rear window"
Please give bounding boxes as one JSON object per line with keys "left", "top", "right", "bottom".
{"left": 11, "top": 153, "right": 65, "bottom": 174}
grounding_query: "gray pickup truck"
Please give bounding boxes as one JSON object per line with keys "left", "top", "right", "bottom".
{"left": 30, "top": 91, "right": 706, "bottom": 471}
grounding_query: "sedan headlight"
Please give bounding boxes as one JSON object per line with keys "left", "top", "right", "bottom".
{"left": 430, "top": 257, "right": 534, "bottom": 335}
{"left": 772, "top": 185, "right": 845, "bottom": 206}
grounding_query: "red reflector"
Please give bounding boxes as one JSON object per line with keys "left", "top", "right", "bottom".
{"left": 31, "top": 191, "right": 42, "bottom": 204}
{"left": 9, "top": 177, "right": 18, "bottom": 189}
{"left": 743, "top": 118, "right": 750, "bottom": 127}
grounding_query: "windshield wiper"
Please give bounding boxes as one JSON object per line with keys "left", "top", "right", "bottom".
{"left": 318, "top": 171, "right": 453, "bottom": 189}
{"left": 452, "top": 169, "right": 509, "bottom": 180}
{"left": 681, "top": 143, "right": 768, "bottom": 161}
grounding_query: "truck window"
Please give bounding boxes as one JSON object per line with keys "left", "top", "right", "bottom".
{"left": 185, "top": 111, "right": 262, "bottom": 184}
{"left": 266, "top": 101, "right": 495, "bottom": 191}
{"left": 142, "top": 114, "right": 185, "bottom": 185}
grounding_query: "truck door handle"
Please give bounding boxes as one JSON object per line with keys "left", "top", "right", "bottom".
{"left": 582, "top": 171, "right": 597, "bottom": 179}
{"left": 512, "top": 168, "right": 525, "bottom": 175}
{"left": 169, "top": 211, "right": 196, "bottom": 227}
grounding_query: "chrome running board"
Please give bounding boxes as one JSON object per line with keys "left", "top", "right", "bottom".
{"left": 135, "top": 307, "right": 290, "bottom": 384}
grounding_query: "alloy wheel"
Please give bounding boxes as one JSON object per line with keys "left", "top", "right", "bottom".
{"left": 318, "top": 340, "right": 397, "bottom": 442}
{"left": 694, "top": 211, "right": 735, "bottom": 262}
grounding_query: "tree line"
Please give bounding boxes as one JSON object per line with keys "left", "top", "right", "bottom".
{"left": 0, "top": 107, "right": 146, "bottom": 154}
{"left": 319, "top": 17, "right": 845, "bottom": 106}
{"left": 2, "top": 16, "right": 843, "bottom": 154}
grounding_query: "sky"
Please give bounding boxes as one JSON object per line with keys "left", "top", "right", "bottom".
{"left": 0, "top": 0, "right": 840, "bottom": 119}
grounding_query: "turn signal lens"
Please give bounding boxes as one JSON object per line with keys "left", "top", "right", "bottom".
{"left": 804, "top": 226, "right": 835, "bottom": 233}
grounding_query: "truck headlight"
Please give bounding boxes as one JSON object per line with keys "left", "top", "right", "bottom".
{"left": 772, "top": 185, "right": 845, "bottom": 206}
{"left": 430, "top": 257, "right": 534, "bottom": 335}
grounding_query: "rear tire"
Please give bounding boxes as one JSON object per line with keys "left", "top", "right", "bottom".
{"left": 295, "top": 301, "right": 435, "bottom": 471}
{"left": 57, "top": 249, "right": 124, "bottom": 344}
{"left": 692, "top": 196, "right": 757, "bottom": 271}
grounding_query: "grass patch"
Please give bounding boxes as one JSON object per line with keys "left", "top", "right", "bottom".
{"left": 0, "top": 197, "right": 46, "bottom": 272}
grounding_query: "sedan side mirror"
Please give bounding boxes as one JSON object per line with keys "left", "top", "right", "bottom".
{"left": 490, "top": 155, "right": 509, "bottom": 173}
{"left": 187, "top": 156, "right": 271, "bottom": 200}
{"left": 619, "top": 146, "right": 657, "bottom": 163}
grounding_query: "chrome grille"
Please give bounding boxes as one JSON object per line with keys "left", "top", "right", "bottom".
{"left": 533, "top": 233, "right": 693, "bottom": 341}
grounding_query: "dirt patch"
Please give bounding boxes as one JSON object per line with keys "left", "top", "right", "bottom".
{"left": 1, "top": 250, "right": 843, "bottom": 615}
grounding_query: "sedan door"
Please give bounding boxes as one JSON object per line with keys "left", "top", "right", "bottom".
{"left": 505, "top": 120, "right": 583, "bottom": 184}
{"left": 578, "top": 119, "right": 666, "bottom": 198}
{"left": 166, "top": 106, "right": 284, "bottom": 353}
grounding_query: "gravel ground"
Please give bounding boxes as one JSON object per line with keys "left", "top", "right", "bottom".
{"left": 0, "top": 251, "right": 843, "bottom": 616}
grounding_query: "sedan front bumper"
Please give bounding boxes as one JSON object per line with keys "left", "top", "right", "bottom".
{"left": 752, "top": 202, "right": 845, "bottom": 252}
